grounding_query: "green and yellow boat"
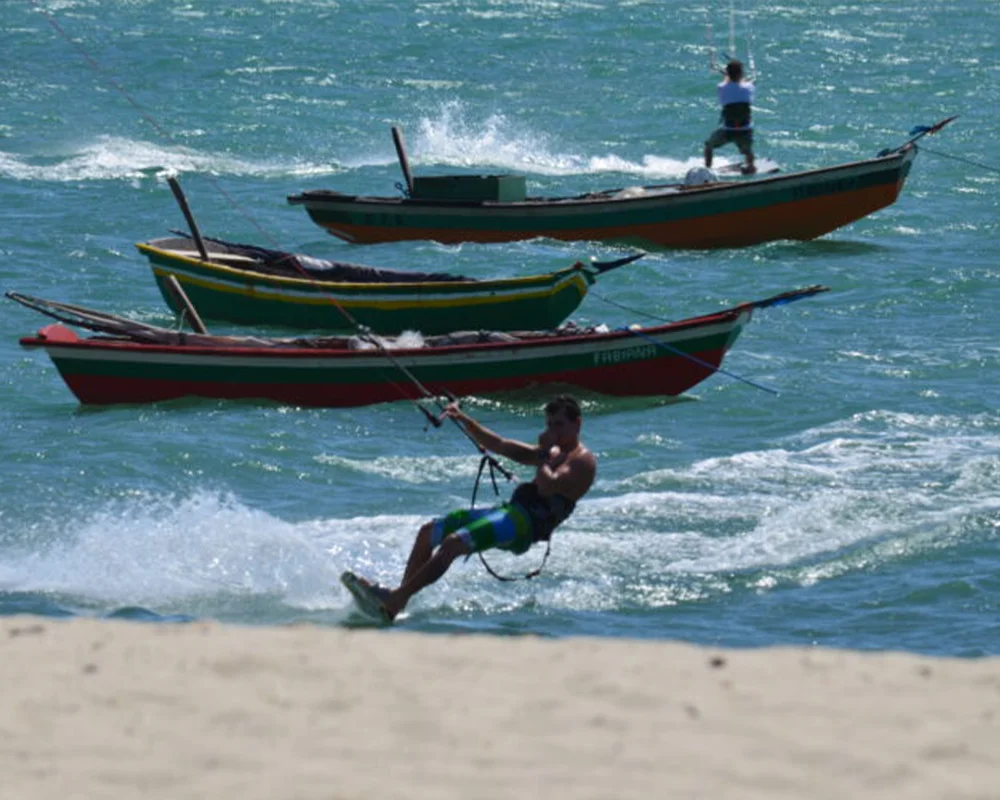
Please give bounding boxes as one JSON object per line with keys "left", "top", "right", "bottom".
{"left": 137, "top": 236, "right": 639, "bottom": 335}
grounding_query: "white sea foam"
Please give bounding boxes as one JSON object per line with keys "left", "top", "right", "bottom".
{"left": 0, "top": 490, "right": 436, "bottom": 614}
{"left": 18, "top": 100, "right": 775, "bottom": 184}
{"left": 313, "top": 453, "right": 485, "bottom": 484}
{"left": 0, "top": 135, "right": 340, "bottom": 182}
{"left": 0, "top": 492, "right": 333, "bottom": 606}
{"left": 408, "top": 100, "right": 762, "bottom": 179}
{"left": 585, "top": 412, "right": 1000, "bottom": 585}
{"left": 4, "top": 413, "right": 996, "bottom": 619}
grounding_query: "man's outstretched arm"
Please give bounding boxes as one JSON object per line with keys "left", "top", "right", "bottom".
{"left": 444, "top": 404, "right": 541, "bottom": 466}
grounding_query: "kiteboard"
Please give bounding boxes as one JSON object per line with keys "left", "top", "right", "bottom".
{"left": 715, "top": 159, "right": 780, "bottom": 176}
{"left": 340, "top": 570, "right": 393, "bottom": 625}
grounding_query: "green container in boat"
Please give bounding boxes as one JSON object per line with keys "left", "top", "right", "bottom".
{"left": 411, "top": 174, "right": 526, "bottom": 203}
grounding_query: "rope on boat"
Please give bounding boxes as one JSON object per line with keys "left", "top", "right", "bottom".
{"left": 916, "top": 146, "right": 1000, "bottom": 176}
{"left": 616, "top": 284, "right": 830, "bottom": 396}
{"left": 588, "top": 290, "right": 675, "bottom": 324}
{"left": 622, "top": 326, "right": 779, "bottom": 396}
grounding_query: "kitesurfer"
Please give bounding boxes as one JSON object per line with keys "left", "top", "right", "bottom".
{"left": 354, "top": 395, "right": 597, "bottom": 621}
{"left": 704, "top": 58, "right": 756, "bottom": 175}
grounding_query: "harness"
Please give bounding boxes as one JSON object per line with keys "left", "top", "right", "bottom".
{"left": 510, "top": 482, "right": 576, "bottom": 542}
{"left": 469, "top": 454, "right": 555, "bottom": 582}
{"left": 720, "top": 101, "right": 752, "bottom": 130}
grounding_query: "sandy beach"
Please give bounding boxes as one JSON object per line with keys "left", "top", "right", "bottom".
{"left": 1, "top": 616, "right": 997, "bottom": 799}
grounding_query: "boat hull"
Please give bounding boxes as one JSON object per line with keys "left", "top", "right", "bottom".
{"left": 289, "top": 148, "right": 916, "bottom": 248}
{"left": 138, "top": 243, "right": 593, "bottom": 334}
{"left": 22, "top": 311, "right": 750, "bottom": 407}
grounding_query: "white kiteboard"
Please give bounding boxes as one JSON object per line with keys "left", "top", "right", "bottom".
{"left": 340, "top": 570, "right": 392, "bottom": 625}
{"left": 715, "top": 158, "right": 780, "bottom": 176}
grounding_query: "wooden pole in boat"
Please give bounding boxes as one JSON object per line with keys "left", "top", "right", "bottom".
{"left": 163, "top": 274, "right": 208, "bottom": 334}
{"left": 391, "top": 126, "right": 415, "bottom": 196}
{"left": 166, "top": 176, "right": 211, "bottom": 263}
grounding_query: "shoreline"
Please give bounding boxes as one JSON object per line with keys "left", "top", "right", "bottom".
{"left": 2, "top": 616, "right": 998, "bottom": 798}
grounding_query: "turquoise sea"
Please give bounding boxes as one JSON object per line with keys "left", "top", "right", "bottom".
{"left": 2, "top": 1, "right": 998, "bottom": 655}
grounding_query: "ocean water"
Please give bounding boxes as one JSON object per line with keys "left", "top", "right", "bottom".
{"left": 2, "top": 0, "right": 998, "bottom": 656}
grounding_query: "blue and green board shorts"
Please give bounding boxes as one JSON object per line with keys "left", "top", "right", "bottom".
{"left": 430, "top": 503, "right": 534, "bottom": 555}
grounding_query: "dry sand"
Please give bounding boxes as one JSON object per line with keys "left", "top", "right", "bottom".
{"left": 1, "top": 615, "right": 998, "bottom": 799}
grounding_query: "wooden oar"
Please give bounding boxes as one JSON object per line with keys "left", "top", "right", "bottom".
{"left": 6, "top": 291, "right": 179, "bottom": 339}
{"left": 391, "top": 126, "right": 415, "bottom": 197}
{"left": 163, "top": 274, "right": 208, "bottom": 334}
{"left": 166, "top": 177, "right": 210, "bottom": 263}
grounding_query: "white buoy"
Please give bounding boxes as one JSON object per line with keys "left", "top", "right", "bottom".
{"left": 684, "top": 166, "right": 719, "bottom": 186}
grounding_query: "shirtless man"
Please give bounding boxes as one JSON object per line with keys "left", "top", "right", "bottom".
{"left": 352, "top": 395, "right": 597, "bottom": 622}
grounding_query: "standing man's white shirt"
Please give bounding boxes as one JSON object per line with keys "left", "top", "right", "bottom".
{"left": 717, "top": 80, "right": 755, "bottom": 129}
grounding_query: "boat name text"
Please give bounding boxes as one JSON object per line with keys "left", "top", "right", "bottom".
{"left": 593, "top": 344, "right": 657, "bottom": 365}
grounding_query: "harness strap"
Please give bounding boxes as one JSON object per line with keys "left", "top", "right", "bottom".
{"left": 719, "top": 101, "right": 752, "bottom": 129}
{"left": 470, "top": 454, "right": 552, "bottom": 582}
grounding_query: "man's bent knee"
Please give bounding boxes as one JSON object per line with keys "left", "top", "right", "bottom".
{"left": 416, "top": 521, "right": 435, "bottom": 547}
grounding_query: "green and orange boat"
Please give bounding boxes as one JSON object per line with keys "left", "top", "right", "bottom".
{"left": 8, "top": 286, "right": 827, "bottom": 408}
{"left": 287, "top": 119, "right": 955, "bottom": 249}
{"left": 137, "top": 235, "right": 638, "bottom": 335}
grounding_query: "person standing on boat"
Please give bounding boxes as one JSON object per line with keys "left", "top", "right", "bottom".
{"left": 704, "top": 59, "right": 756, "bottom": 175}
{"left": 351, "top": 395, "right": 597, "bottom": 622}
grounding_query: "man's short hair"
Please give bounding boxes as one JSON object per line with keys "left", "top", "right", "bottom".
{"left": 726, "top": 60, "right": 743, "bottom": 81}
{"left": 545, "top": 395, "right": 581, "bottom": 421}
